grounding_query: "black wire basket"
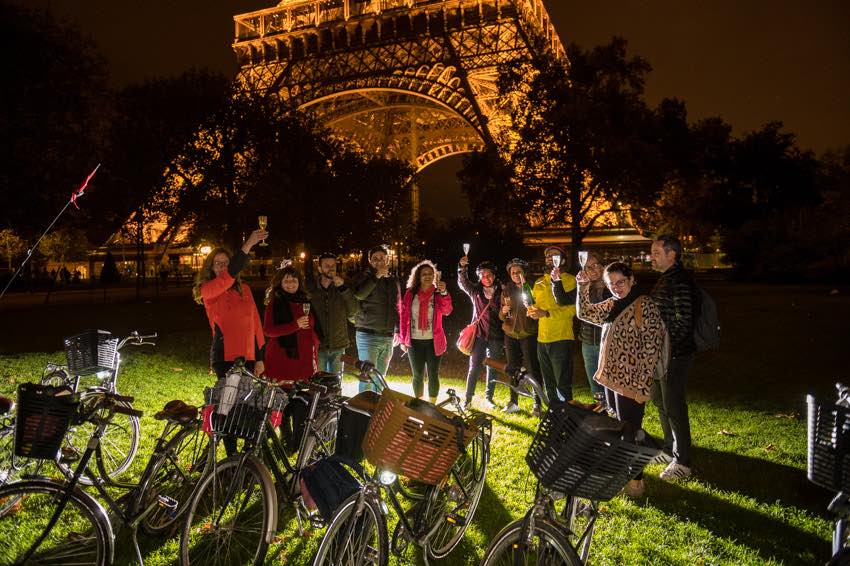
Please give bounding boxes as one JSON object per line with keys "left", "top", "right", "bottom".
{"left": 64, "top": 330, "right": 119, "bottom": 376}
{"left": 204, "top": 373, "right": 287, "bottom": 442}
{"left": 526, "top": 403, "right": 659, "bottom": 501}
{"left": 806, "top": 395, "right": 850, "bottom": 493}
{"left": 14, "top": 383, "right": 79, "bottom": 459}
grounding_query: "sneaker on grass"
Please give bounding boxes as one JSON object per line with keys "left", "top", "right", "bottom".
{"left": 502, "top": 402, "right": 520, "bottom": 414}
{"left": 651, "top": 451, "right": 675, "bottom": 465}
{"left": 660, "top": 462, "right": 692, "bottom": 481}
{"left": 481, "top": 398, "right": 497, "bottom": 411}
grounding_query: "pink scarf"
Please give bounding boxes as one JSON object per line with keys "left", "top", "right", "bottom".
{"left": 417, "top": 287, "right": 435, "bottom": 331}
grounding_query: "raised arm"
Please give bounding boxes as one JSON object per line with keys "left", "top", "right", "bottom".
{"left": 576, "top": 284, "right": 614, "bottom": 326}
{"left": 352, "top": 268, "right": 378, "bottom": 300}
{"left": 551, "top": 271, "right": 577, "bottom": 305}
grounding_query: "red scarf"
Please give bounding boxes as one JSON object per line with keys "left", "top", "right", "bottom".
{"left": 417, "top": 287, "right": 435, "bottom": 331}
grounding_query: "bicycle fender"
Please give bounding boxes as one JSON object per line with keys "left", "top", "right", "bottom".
{"left": 15, "top": 478, "right": 115, "bottom": 563}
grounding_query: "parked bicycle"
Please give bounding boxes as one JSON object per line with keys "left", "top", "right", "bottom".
{"left": 806, "top": 382, "right": 850, "bottom": 565}
{"left": 484, "top": 357, "right": 548, "bottom": 408}
{"left": 39, "top": 329, "right": 157, "bottom": 483}
{"left": 179, "top": 358, "right": 342, "bottom": 566}
{"left": 480, "top": 402, "right": 658, "bottom": 565}
{"left": 313, "top": 355, "right": 492, "bottom": 566}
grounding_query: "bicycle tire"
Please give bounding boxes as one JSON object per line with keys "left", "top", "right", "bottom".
{"left": 180, "top": 454, "right": 277, "bottom": 566}
{"left": 481, "top": 518, "right": 582, "bottom": 566}
{"left": 425, "top": 427, "right": 490, "bottom": 560}
{"left": 561, "top": 494, "right": 596, "bottom": 562}
{"left": 313, "top": 490, "right": 388, "bottom": 566}
{"left": 0, "top": 479, "right": 112, "bottom": 566}
{"left": 54, "top": 390, "right": 140, "bottom": 485}
{"left": 138, "top": 422, "right": 209, "bottom": 536}
{"left": 0, "top": 418, "right": 44, "bottom": 517}
{"left": 301, "top": 412, "right": 338, "bottom": 467}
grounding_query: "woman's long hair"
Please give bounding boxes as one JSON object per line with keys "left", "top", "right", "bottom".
{"left": 192, "top": 247, "right": 241, "bottom": 305}
{"left": 406, "top": 259, "right": 437, "bottom": 294}
{"left": 265, "top": 264, "right": 309, "bottom": 305}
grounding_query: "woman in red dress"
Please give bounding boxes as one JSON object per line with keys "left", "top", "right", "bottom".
{"left": 263, "top": 263, "right": 319, "bottom": 381}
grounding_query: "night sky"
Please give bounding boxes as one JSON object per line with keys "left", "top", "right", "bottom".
{"left": 16, "top": 0, "right": 850, "bottom": 218}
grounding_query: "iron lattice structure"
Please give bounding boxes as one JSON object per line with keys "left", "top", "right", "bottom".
{"left": 232, "top": 0, "right": 564, "bottom": 218}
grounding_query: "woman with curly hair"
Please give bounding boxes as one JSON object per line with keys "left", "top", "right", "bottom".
{"left": 262, "top": 262, "right": 319, "bottom": 382}
{"left": 397, "top": 260, "right": 453, "bottom": 403}
{"left": 193, "top": 229, "right": 267, "bottom": 455}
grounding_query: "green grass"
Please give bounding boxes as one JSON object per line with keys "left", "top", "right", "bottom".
{"left": 0, "top": 280, "right": 846, "bottom": 564}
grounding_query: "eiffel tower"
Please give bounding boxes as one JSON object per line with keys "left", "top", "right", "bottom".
{"left": 232, "top": 0, "right": 564, "bottom": 219}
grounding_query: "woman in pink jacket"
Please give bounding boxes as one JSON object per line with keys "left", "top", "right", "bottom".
{"left": 397, "top": 260, "right": 453, "bottom": 403}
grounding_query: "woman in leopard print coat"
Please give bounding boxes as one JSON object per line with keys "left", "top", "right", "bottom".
{"left": 576, "top": 262, "right": 665, "bottom": 497}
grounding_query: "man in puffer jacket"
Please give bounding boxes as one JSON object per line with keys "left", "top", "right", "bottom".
{"left": 649, "top": 234, "right": 701, "bottom": 481}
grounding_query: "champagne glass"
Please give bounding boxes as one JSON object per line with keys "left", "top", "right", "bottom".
{"left": 578, "top": 251, "right": 589, "bottom": 269}
{"left": 552, "top": 254, "right": 562, "bottom": 268}
{"left": 463, "top": 243, "right": 470, "bottom": 256}
{"left": 302, "top": 303, "right": 311, "bottom": 316}
{"left": 503, "top": 295, "right": 512, "bottom": 318}
{"left": 257, "top": 215, "right": 268, "bottom": 247}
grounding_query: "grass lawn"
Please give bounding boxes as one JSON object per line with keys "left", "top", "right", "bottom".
{"left": 0, "top": 278, "right": 846, "bottom": 565}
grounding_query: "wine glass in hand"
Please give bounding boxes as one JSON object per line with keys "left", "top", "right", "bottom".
{"left": 578, "top": 251, "right": 589, "bottom": 269}
{"left": 463, "top": 243, "right": 470, "bottom": 256}
{"left": 257, "top": 216, "right": 268, "bottom": 247}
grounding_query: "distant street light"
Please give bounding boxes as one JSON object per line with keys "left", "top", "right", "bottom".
{"left": 199, "top": 245, "right": 212, "bottom": 256}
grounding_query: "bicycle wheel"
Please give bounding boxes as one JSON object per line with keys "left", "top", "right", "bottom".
{"left": 425, "top": 428, "right": 490, "bottom": 560}
{"left": 300, "top": 412, "right": 338, "bottom": 466}
{"left": 55, "top": 391, "right": 139, "bottom": 484}
{"left": 481, "top": 518, "right": 582, "bottom": 566}
{"left": 0, "top": 420, "right": 43, "bottom": 516}
{"left": 561, "top": 495, "right": 596, "bottom": 562}
{"left": 313, "top": 490, "right": 388, "bottom": 566}
{"left": 180, "top": 455, "right": 276, "bottom": 566}
{"left": 138, "top": 423, "right": 209, "bottom": 536}
{"left": 0, "top": 479, "right": 111, "bottom": 566}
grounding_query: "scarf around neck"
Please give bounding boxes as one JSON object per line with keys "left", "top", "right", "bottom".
{"left": 272, "top": 288, "right": 309, "bottom": 358}
{"left": 416, "top": 287, "right": 435, "bottom": 331}
{"left": 605, "top": 284, "right": 642, "bottom": 324}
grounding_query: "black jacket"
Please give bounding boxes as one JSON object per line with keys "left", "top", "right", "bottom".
{"left": 352, "top": 269, "right": 400, "bottom": 335}
{"left": 308, "top": 280, "right": 359, "bottom": 350}
{"left": 650, "top": 263, "right": 699, "bottom": 357}
{"left": 457, "top": 264, "right": 504, "bottom": 341}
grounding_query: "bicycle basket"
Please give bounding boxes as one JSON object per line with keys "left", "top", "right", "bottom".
{"left": 363, "top": 388, "right": 479, "bottom": 485}
{"left": 203, "top": 373, "right": 287, "bottom": 442}
{"left": 807, "top": 395, "right": 850, "bottom": 492}
{"left": 14, "top": 383, "right": 79, "bottom": 459}
{"left": 526, "top": 403, "right": 659, "bottom": 501}
{"left": 64, "top": 330, "right": 119, "bottom": 375}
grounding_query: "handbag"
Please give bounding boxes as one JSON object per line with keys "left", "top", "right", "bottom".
{"left": 457, "top": 300, "right": 491, "bottom": 356}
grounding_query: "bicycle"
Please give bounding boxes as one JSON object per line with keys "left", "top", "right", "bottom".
{"left": 0, "top": 387, "right": 156, "bottom": 565}
{"left": 313, "top": 356, "right": 492, "bottom": 566}
{"left": 484, "top": 357, "right": 548, "bottom": 408}
{"left": 806, "top": 382, "right": 850, "bottom": 565}
{"left": 179, "top": 358, "right": 343, "bottom": 566}
{"left": 0, "top": 394, "right": 43, "bottom": 515}
{"left": 39, "top": 330, "right": 157, "bottom": 483}
{"left": 480, "top": 401, "right": 659, "bottom": 565}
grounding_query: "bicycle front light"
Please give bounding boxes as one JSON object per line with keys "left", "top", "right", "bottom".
{"left": 379, "top": 470, "right": 397, "bottom": 486}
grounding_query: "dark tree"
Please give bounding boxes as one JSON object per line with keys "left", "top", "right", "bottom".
{"left": 459, "top": 38, "right": 667, "bottom": 265}
{"left": 0, "top": 3, "right": 109, "bottom": 239}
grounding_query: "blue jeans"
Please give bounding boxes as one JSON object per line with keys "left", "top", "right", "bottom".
{"left": 538, "top": 340, "right": 574, "bottom": 403}
{"left": 465, "top": 336, "right": 504, "bottom": 403}
{"left": 581, "top": 342, "right": 605, "bottom": 397}
{"left": 355, "top": 331, "right": 394, "bottom": 392}
{"left": 318, "top": 348, "right": 346, "bottom": 375}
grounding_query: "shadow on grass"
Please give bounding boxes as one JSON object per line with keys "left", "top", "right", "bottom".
{"left": 691, "top": 445, "right": 832, "bottom": 516}
{"left": 643, "top": 478, "right": 829, "bottom": 565}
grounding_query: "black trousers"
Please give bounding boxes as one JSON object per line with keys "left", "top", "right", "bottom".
{"left": 504, "top": 334, "right": 543, "bottom": 407}
{"left": 614, "top": 393, "right": 646, "bottom": 479}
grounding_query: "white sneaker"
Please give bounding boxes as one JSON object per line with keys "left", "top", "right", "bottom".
{"left": 481, "top": 399, "right": 497, "bottom": 411}
{"left": 651, "top": 451, "right": 675, "bottom": 465}
{"left": 659, "top": 462, "right": 692, "bottom": 482}
{"left": 502, "top": 402, "right": 520, "bottom": 414}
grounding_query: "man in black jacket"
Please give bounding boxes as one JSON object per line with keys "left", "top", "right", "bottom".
{"left": 352, "top": 245, "right": 400, "bottom": 392}
{"left": 650, "top": 234, "right": 700, "bottom": 481}
{"left": 309, "top": 253, "right": 359, "bottom": 375}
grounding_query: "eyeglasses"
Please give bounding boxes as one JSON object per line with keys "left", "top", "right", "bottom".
{"left": 213, "top": 260, "right": 229, "bottom": 267}
{"left": 606, "top": 278, "right": 630, "bottom": 288}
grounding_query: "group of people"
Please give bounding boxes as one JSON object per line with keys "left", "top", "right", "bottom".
{"left": 192, "top": 229, "right": 701, "bottom": 498}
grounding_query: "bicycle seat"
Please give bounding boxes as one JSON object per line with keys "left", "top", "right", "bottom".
{"left": 155, "top": 400, "right": 198, "bottom": 424}
{"left": 310, "top": 372, "right": 342, "bottom": 395}
{"left": 343, "top": 390, "right": 380, "bottom": 416}
{"left": 0, "top": 396, "right": 13, "bottom": 416}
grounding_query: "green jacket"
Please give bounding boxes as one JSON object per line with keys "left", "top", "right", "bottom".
{"left": 308, "top": 281, "right": 359, "bottom": 350}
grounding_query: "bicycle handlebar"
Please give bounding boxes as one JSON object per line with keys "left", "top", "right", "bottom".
{"left": 340, "top": 354, "right": 389, "bottom": 390}
{"left": 117, "top": 330, "right": 158, "bottom": 350}
{"left": 483, "top": 358, "right": 507, "bottom": 373}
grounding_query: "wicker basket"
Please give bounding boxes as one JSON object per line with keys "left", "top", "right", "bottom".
{"left": 807, "top": 395, "right": 850, "bottom": 493}
{"left": 64, "top": 330, "right": 119, "bottom": 376}
{"left": 363, "top": 388, "right": 478, "bottom": 485}
{"left": 526, "top": 403, "right": 659, "bottom": 501}
{"left": 14, "top": 383, "right": 79, "bottom": 459}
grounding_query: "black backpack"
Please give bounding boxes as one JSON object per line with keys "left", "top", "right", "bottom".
{"left": 300, "top": 456, "right": 362, "bottom": 521}
{"left": 694, "top": 287, "right": 720, "bottom": 352}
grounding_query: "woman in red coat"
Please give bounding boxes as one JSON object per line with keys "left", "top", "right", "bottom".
{"left": 263, "top": 262, "right": 319, "bottom": 382}
{"left": 397, "top": 260, "right": 453, "bottom": 404}
{"left": 193, "top": 229, "right": 267, "bottom": 455}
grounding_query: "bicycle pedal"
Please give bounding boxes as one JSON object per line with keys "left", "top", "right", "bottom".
{"left": 157, "top": 495, "right": 178, "bottom": 510}
{"left": 445, "top": 513, "right": 466, "bottom": 527}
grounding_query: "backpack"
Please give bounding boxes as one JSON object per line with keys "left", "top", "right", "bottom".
{"left": 694, "top": 287, "right": 720, "bottom": 352}
{"left": 300, "top": 456, "right": 362, "bottom": 521}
